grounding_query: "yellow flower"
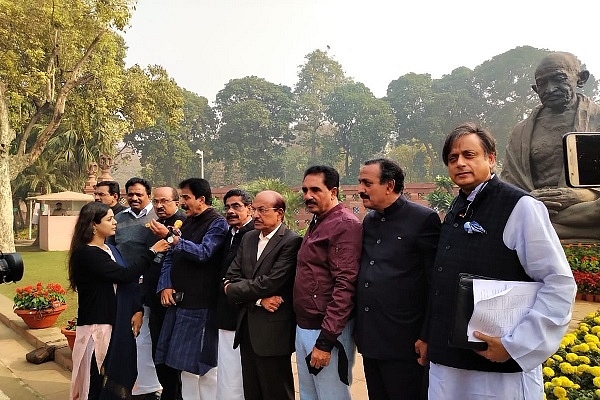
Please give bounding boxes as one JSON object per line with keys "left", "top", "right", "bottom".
{"left": 578, "top": 364, "right": 591, "bottom": 373}
{"left": 588, "top": 366, "right": 600, "bottom": 377}
{"left": 546, "top": 358, "right": 555, "bottom": 367}
{"left": 553, "top": 354, "right": 564, "bottom": 362}
{"left": 553, "top": 386, "right": 567, "bottom": 398}
{"left": 596, "top": 389, "right": 600, "bottom": 397}
{"left": 543, "top": 367, "right": 555, "bottom": 377}
{"left": 594, "top": 376, "right": 600, "bottom": 388}
{"left": 585, "top": 334, "right": 600, "bottom": 343}
{"left": 566, "top": 353, "right": 579, "bottom": 363}
{"left": 578, "top": 355, "right": 591, "bottom": 364}
{"left": 559, "top": 362, "right": 577, "bottom": 374}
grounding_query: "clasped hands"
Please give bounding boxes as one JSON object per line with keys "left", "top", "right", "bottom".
{"left": 531, "top": 187, "right": 596, "bottom": 215}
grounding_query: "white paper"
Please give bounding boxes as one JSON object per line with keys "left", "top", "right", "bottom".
{"left": 467, "top": 279, "right": 542, "bottom": 342}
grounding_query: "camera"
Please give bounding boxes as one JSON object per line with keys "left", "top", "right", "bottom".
{"left": 0, "top": 252, "right": 24, "bottom": 284}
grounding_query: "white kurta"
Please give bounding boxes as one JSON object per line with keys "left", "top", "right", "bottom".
{"left": 429, "top": 194, "right": 576, "bottom": 400}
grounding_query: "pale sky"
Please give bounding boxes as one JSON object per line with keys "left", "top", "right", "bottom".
{"left": 122, "top": 0, "right": 600, "bottom": 104}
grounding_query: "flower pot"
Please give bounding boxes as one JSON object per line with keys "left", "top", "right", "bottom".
{"left": 576, "top": 292, "right": 584, "bottom": 300}
{"left": 14, "top": 304, "right": 67, "bottom": 329}
{"left": 61, "top": 327, "right": 76, "bottom": 350}
{"left": 594, "top": 294, "right": 600, "bottom": 303}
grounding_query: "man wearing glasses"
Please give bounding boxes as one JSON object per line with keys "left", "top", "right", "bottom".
{"left": 216, "top": 189, "right": 254, "bottom": 400}
{"left": 146, "top": 187, "right": 186, "bottom": 400}
{"left": 224, "top": 190, "right": 302, "bottom": 400}
{"left": 94, "top": 180, "right": 126, "bottom": 215}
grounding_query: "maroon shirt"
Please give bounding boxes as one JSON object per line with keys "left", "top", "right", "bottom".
{"left": 294, "top": 203, "right": 363, "bottom": 342}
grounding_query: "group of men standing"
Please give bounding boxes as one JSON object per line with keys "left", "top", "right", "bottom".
{"left": 85, "top": 50, "right": 590, "bottom": 400}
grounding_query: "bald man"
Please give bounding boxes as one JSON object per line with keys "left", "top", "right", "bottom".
{"left": 224, "top": 191, "right": 302, "bottom": 400}
{"left": 503, "top": 51, "right": 600, "bottom": 240}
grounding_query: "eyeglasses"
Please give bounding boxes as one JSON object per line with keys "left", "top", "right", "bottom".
{"left": 224, "top": 203, "right": 247, "bottom": 211}
{"left": 152, "top": 199, "right": 175, "bottom": 205}
{"left": 253, "top": 207, "right": 279, "bottom": 215}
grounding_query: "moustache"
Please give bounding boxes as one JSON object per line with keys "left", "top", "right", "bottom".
{"left": 226, "top": 214, "right": 238, "bottom": 219}
{"left": 181, "top": 204, "right": 189, "bottom": 210}
{"left": 359, "top": 193, "right": 370, "bottom": 200}
{"left": 305, "top": 200, "right": 317, "bottom": 206}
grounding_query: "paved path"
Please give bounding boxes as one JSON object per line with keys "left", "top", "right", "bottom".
{"left": 0, "top": 291, "right": 598, "bottom": 399}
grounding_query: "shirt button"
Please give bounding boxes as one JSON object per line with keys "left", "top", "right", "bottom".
{"left": 453, "top": 223, "right": 459, "bottom": 228}
{"left": 313, "top": 295, "right": 317, "bottom": 298}
{"left": 381, "top": 217, "right": 385, "bottom": 222}
{"left": 369, "top": 260, "right": 374, "bottom": 265}
{"left": 434, "top": 290, "right": 440, "bottom": 296}
{"left": 364, "top": 306, "right": 370, "bottom": 312}
{"left": 437, "top": 266, "right": 443, "bottom": 272}
{"left": 445, "top": 245, "right": 451, "bottom": 250}
{"left": 364, "top": 282, "right": 370, "bottom": 288}
{"left": 376, "top": 239, "right": 381, "bottom": 244}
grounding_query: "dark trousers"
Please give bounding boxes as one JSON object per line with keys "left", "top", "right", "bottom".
{"left": 239, "top": 320, "right": 294, "bottom": 400}
{"left": 148, "top": 297, "right": 182, "bottom": 400}
{"left": 363, "top": 356, "right": 427, "bottom": 400}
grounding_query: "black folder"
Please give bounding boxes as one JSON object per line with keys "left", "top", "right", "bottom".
{"left": 448, "top": 273, "right": 491, "bottom": 351}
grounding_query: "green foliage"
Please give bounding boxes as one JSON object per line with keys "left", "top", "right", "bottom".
{"left": 0, "top": 249, "right": 74, "bottom": 327}
{"left": 425, "top": 175, "right": 454, "bottom": 212}
{"left": 13, "top": 282, "right": 66, "bottom": 310}
{"left": 565, "top": 244, "right": 600, "bottom": 273}
{"left": 324, "top": 82, "right": 395, "bottom": 183}
{"left": 213, "top": 77, "right": 295, "bottom": 182}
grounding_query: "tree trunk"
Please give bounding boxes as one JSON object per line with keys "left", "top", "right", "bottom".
{"left": 0, "top": 83, "right": 16, "bottom": 252}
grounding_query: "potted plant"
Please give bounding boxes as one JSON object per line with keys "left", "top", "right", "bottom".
{"left": 61, "top": 317, "right": 77, "bottom": 350}
{"left": 13, "top": 282, "right": 67, "bottom": 329}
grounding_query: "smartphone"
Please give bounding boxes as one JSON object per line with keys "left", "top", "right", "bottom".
{"left": 173, "top": 291, "right": 184, "bottom": 303}
{"left": 563, "top": 132, "right": 600, "bottom": 187}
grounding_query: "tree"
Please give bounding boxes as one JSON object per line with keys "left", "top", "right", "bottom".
{"left": 0, "top": 0, "right": 136, "bottom": 251}
{"left": 294, "top": 50, "right": 348, "bottom": 163}
{"left": 213, "top": 76, "right": 295, "bottom": 182}
{"left": 324, "top": 82, "right": 395, "bottom": 183}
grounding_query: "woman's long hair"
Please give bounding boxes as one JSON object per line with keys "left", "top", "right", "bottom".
{"left": 67, "top": 202, "right": 110, "bottom": 290}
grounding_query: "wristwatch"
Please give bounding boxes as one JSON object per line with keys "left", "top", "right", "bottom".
{"left": 164, "top": 232, "right": 175, "bottom": 245}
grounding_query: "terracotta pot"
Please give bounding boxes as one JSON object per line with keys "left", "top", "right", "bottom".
{"left": 576, "top": 292, "right": 584, "bottom": 300}
{"left": 61, "top": 327, "right": 76, "bottom": 350}
{"left": 14, "top": 304, "right": 67, "bottom": 329}
{"left": 594, "top": 294, "right": 600, "bottom": 303}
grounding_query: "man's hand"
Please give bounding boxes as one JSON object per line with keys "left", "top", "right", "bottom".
{"left": 260, "top": 296, "right": 283, "bottom": 312}
{"left": 151, "top": 239, "right": 171, "bottom": 253}
{"left": 310, "top": 346, "right": 331, "bottom": 368}
{"left": 530, "top": 187, "right": 594, "bottom": 213}
{"left": 414, "top": 339, "right": 428, "bottom": 366}
{"left": 473, "top": 331, "right": 510, "bottom": 363}
{"left": 148, "top": 219, "right": 169, "bottom": 238}
{"left": 160, "top": 288, "right": 177, "bottom": 307}
{"left": 131, "top": 311, "right": 143, "bottom": 337}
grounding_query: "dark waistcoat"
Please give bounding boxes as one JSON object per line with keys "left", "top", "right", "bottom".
{"left": 171, "top": 208, "right": 223, "bottom": 309}
{"left": 428, "top": 176, "right": 532, "bottom": 373}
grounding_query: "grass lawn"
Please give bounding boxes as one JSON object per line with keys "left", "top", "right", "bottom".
{"left": 0, "top": 246, "right": 77, "bottom": 328}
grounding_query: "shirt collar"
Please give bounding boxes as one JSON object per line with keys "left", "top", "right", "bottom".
{"left": 259, "top": 223, "right": 282, "bottom": 240}
{"left": 125, "top": 202, "right": 153, "bottom": 219}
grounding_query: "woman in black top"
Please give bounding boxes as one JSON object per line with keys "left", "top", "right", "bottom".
{"left": 67, "top": 202, "right": 168, "bottom": 400}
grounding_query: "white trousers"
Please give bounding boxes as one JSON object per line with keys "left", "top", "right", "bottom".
{"left": 217, "top": 329, "right": 245, "bottom": 400}
{"left": 132, "top": 305, "right": 162, "bottom": 395}
{"left": 428, "top": 362, "right": 543, "bottom": 400}
{"left": 181, "top": 368, "right": 217, "bottom": 400}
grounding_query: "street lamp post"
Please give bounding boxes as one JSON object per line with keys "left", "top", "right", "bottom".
{"left": 196, "top": 149, "right": 204, "bottom": 179}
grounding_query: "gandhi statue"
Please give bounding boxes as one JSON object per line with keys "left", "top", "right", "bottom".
{"left": 502, "top": 52, "right": 600, "bottom": 240}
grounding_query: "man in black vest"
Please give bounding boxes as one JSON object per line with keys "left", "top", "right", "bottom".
{"left": 426, "top": 122, "right": 576, "bottom": 399}
{"left": 216, "top": 188, "right": 254, "bottom": 400}
{"left": 153, "top": 178, "right": 228, "bottom": 400}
